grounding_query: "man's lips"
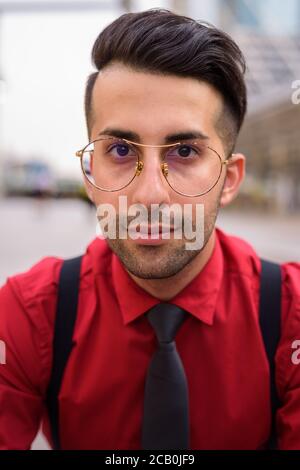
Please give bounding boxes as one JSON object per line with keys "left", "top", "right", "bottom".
{"left": 138, "top": 225, "right": 175, "bottom": 235}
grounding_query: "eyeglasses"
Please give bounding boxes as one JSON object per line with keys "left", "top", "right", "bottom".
{"left": 75, "top": 135, "right": 231, "bottom": 197}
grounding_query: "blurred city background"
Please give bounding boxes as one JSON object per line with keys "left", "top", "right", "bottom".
{"left": 0, "top": 0, "right": 299, "bottom": 449}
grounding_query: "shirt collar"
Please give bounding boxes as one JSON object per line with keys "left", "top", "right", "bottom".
{"left": 111, "top": 228, "right": 224, "bottom": 326}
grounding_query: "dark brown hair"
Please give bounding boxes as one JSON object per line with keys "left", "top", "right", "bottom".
{"left": 85, "top": 8, "right": 247, "bottom": 152}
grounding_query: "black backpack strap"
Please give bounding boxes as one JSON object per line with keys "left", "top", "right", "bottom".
{"left": 259, "top": 258, "right": 282, "bottom": 449}
{"left": 46, "top": 255, "right": 83, "bottom": 450}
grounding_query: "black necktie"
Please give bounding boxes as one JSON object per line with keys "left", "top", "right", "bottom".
{"left": 141, "top": 302, "right": 190, "bottom": 450}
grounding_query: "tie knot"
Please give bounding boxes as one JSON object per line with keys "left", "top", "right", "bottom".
{"left": 146, "top": 303, "right": 187, "bottom": 343}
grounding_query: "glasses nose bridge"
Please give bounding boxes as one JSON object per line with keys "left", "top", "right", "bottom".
{"left": 134, "top": 142, "right": 170, "bottom": 177}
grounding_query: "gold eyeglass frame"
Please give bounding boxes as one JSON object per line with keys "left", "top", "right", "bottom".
{"left": 75, "top": 135, "right": 231, "bottom": 198}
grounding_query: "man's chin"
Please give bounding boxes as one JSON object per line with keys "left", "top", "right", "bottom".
{"left": 106, "top": 238, "right": 202, "bottom": 280}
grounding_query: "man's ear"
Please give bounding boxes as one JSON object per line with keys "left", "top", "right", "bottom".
{"left": 219, "top": 153, "right": 246, "bottom": 207}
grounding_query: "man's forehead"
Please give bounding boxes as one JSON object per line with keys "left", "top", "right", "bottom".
{"left": 92, "top": 63, "right": 223, "bottom": 114}
{"left": 89, "top": 64, "right": 224, "bottom": 145}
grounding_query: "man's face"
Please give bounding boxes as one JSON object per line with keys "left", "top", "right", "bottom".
{"left": 86, "top": 63, "right": 233, "bottom": 279}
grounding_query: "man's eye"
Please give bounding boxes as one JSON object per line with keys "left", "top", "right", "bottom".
{"left": 107, "top": 142, "right": 136, "bottom": 158}
{"left": 167, "top": 145, "right": 198, "bottom": 159}
{"left": 110, "top": 144, "right": 130, "bottom": 156}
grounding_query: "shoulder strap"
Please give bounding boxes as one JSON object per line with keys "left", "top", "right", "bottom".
{"left": 259, "top": 258, "right": 282, "bottom": 449}
{"left": 46, "top": 255, "right": 83, "bottom": 450}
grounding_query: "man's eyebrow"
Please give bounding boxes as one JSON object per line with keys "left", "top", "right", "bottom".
{"left": 97, "top": 127, "right": 209, "bottom": 143}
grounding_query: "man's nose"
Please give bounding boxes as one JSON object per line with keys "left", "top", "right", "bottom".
{"left": 130, "top": 151, "right": 171, "bottom": 207}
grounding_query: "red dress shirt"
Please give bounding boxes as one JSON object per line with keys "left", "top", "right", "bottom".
{"left": 0, "top": 227, "right": 300, "bottom": 450}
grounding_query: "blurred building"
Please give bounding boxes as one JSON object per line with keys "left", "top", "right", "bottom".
{"left": 219, "top": 0, "right": 300, "bottom": 35}
{"left": 187, "top": 0, "right": 300, "bottom": 212}
{"left": 234, "top": 32, "right": 300, "bottom": 213}
{"left": 3, "top": 159, "right": 56, "bottom": 197}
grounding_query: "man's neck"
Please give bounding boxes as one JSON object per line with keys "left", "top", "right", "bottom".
{"left": 127, "top": 229, "right": 216, "bottom": 301}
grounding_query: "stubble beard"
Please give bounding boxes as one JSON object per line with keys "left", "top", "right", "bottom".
{"left": 104, "top": 201, "right": 220, "bottom": 280}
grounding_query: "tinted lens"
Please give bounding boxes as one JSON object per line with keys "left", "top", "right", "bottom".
{"left": 163, "top": 142, "right": 222, "bottom": 196}
{"left": 81, "top": 137, "right": 139, "bottom": 191}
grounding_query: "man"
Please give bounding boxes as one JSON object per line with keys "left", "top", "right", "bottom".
{"left": 0, "top": 9, "right": 299, "bottom": 450}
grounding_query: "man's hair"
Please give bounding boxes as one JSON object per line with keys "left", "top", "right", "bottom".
{"left": 85, "top": 8, "right": 247, "bottom": 153}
